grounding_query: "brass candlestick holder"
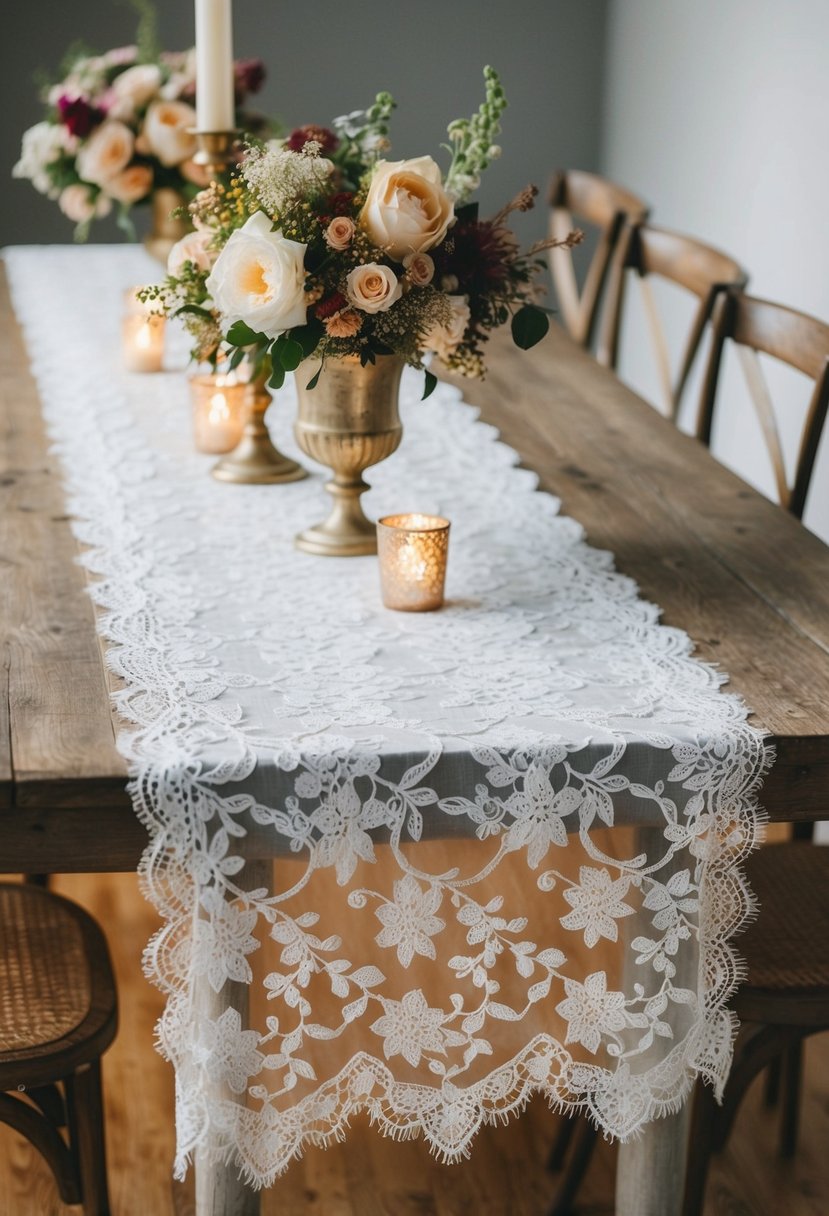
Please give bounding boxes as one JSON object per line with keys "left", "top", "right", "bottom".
{"left": 211, "top": 363, "right": 307, "bottom": 484}
{"left": 192, "top": 129, "right": 240, "bottom": 179}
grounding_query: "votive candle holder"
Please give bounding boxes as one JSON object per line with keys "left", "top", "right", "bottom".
{"left": 122, "top": 287, "right": 165, "bottom": 373}
{"left": 377, "top": 514, "right": 451, "bottom": 612}
{"left": 189, "top": 370, "right": 248, "bottom": 454}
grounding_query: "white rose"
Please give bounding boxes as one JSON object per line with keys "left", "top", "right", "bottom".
{"left": 360, "top": 155, "right": 454, "bottom": 260}
{"left": 58, "top": 184, "right": 111, "bottom": 223}
{"left": 206, "top": 211, "right": 308, "bottom": 339}
{"left": 168, "top": 229, "right": 216, "bottom": 277}
{"left": 105, "top": 163, "right": 153, "bottom": 204}
{"left": 424, "top": 295, "right": 470, "bottom": 361}
{"left": 76, "top": 120, "right": 134, "bottom": 186}
{"left": 346, "top": 263, "right": 402, "bottom": 314}
{"left": 142, "top": 100, "right": 197, "bottom": 167}
{"left": 13, "top": 122, "right": 73, "bottom": 194}
{"left": 111, "top": 63, "right": 162, "bottom": 112}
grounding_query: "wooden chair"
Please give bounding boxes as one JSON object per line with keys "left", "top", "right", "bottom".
{"left": 0, "top": 882, "right": 118, "bottom": 1215}
{"left": 697, "top": 290, "right": 829, "bottom": 520}
{"left": 547, "top": 169, "right": 650, "bottom": 355}
{"left": 599, "top": 223, "right": 748, "bottom": 419}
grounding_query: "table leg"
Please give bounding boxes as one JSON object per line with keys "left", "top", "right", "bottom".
{"left": 195, "top": 860, "right": 269, "bottom": 1216}
{"left": 615, "top": 827, "right": 695, "bottom": 1216}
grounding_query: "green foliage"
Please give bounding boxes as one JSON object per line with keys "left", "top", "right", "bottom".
{"left": 226, "top": 320, "right": 269, "bottom": 348}
{"left": 422, "top": 370, "right": 438, "bottom": 400}
{"left": 511, "top": 304, "right": 549, "bottom": 350}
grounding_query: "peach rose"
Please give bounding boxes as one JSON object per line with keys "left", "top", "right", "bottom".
{"left": 58, "top": 184, "right": 112, "bottom": 223}
{"left": 106, "top": 163, "right": 153, "bottom": 204}
{"left": 345, "top": 263, "right": 402, "bottom": 314}
{"left": 403, "top": 252, "right": 435, "bottom": 286}
{"left": 111, "top": 63, "right": 163, "bottom": 111}
{"left": 76, "top": 120, "right": 134, "bottom": 186}
{"left": 142, "top": 100, "right": 197, "bottom": 167}
{"left": 167, "top": 229, "right": 217, "bottom": 277}
{"left": 360, "top": 156, "right": 454, "bottom": 260}
{"left": 324, "top": 216, "right": 355, "bottom": 251}
{"left": 424, "top": 295, "right": 470, "bottom": 361}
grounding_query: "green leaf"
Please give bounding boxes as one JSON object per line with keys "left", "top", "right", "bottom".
{"left": 279, "top": 338, "right": 304, "bottom": 372}
{"left": 226, "top": 320, "right": 268, "bottom": 348}
{"left": 422, "top": 370, "right": 438, "bottom": 400}
{"left": 454, "top": 201, "right": 479, "bottom": 225}
{"left": 290, "top": 317, "right": 324, "bottom": 359}
{"left": 228, "top": 348, "right": 245, "bottom": 371}
{"left": 268, "top": 363, "right": 286, "bottom": 390}
{"left": 511, "top": 304, "right": 549, "bottom": 351}
{"left": 305, "top": 365, "right": 323, "bottom": 391}
{"left": 174, "top": 303, "right": 215, "bottom": 320}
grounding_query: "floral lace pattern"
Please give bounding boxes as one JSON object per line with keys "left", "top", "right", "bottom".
{"left": 6, "top": 246, "right": 770, "bottom": 1188}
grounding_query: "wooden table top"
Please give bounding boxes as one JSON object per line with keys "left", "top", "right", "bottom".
{"left": 2, "top": 261, "right": 827, "bottom": 872}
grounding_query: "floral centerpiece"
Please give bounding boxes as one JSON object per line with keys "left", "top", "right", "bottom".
{"left": 12, "top": 7, "right": 268, "bottom": 239}
{"left": 148, "top": 67, "right": 581, "bottom": 396}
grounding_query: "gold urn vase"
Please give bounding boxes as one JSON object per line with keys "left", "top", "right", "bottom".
{"left": 142, "top": 188, "right": 191, "bottom": 265}
{"left": 294, "top": 354, "right": 405, "bottom": 556}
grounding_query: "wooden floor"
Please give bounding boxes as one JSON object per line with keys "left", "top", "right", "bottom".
{"left": 1, "top": 872, "right": 828, "bottom": 1216}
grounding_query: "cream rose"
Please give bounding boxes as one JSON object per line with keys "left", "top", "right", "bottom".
{"left": 324, "top": 216, "right": 355, "bottom": 251}
{"left": 360, "top": 156, "right": 454, "bottom": 260}
{"left": 58, "top": 184, "right": 111, "bottom": 223}
{"left": 167, "top": 229, "right": 217, "bottom": 277}
{"left": 111, "top": 63, "right": 162, "bottom": 111}
{"left": 346, "top": 263, "right": 402, "bottom": 314}
{"left": 142, "top": 100, "right": 197, "bottom": 167}
{"left": 75, "top": 120, "right": 134, "bottom": 186}
{"left": 206, "top": 211, "right": 308, "bottom": 339}
{"left": 403, "top": 252, "right": 435, "bottom": 286}
{"left": 424, "top": 295, "right": 470, "bottom": 361}
{"left": 106, "top": 163, "right": 153, "bottom": 204}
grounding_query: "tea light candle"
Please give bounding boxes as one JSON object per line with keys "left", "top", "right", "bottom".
{"left": 377, "top": 514, "right": 451, "bottom": 612}
{"left": 122, "top": 288, "right": 165, "bottom": 373}
{"left": 189, "top": 370, "right": 247, "bottom": 454}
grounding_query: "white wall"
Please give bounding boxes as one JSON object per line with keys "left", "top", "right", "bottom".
{"left": 601, "top": 0, "right": 829, "bottom": 542}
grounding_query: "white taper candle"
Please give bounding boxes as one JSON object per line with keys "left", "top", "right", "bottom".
{"left": 195, "top": 0, "right": 235, "bottom": 131}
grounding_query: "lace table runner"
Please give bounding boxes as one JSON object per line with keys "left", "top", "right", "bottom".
{"left": 6, "top": 246, "right": 770, "bottom": 1187}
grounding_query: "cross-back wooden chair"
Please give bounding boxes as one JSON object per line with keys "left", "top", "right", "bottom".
{"left": 546, "top": 293, "right": 829, "bottom": 1216}
{"left": 697, "top": 290, "right": 829, "bottom": 520}
{"left": 547, "top": 169, "right": 650, "bottom": 355}
{"left": 599, "top": 223, "right": 748, "bottom": 420}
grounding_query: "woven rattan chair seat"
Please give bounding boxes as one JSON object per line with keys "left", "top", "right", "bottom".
{"left": 0, "top": 884, "right": 103, "bottom": 1057}
{"left": 738, "top": 843, "right": 829, "bottom": 994}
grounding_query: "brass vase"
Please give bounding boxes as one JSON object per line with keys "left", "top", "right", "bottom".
{"left": 212, "top": 364, "right": 307, "bottom": 484}
{"left": 142, "top": 188, "right": 191, "bottom": 265}
{"left": 294, "top": 354, "right": 405, "bottom": 556}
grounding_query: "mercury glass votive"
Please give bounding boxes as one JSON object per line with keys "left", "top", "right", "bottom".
{"left": 377, "top": 514, "right": 451, "bottom": 612}
{"left": 122, "top": 287, "right": 165, "bottom": 373}
{"left": 189, "top": 370, "right": 247, "bottom": 454}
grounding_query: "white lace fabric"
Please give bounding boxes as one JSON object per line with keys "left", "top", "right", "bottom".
{"left": 6, "top": 246, "right": 770, "bottom": 1187}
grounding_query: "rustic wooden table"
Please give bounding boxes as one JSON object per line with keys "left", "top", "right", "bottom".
{"left": 2, "top": 261, "right": 828, "bottom": 1215}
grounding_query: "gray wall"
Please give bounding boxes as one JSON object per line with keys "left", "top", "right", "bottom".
{"left": 601, "top": 0, "right": 829, "bottom": 544}
{"left": 2, "top": 1, "right": 608, "bottom": 249}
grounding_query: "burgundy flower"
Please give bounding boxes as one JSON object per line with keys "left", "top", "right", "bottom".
{"left": 57, "top": 95, "right": 105, "bottom": 139}
{"left": 315, "top": 292, "right": 348, "bottom": 320}
{"left": 234, "top": 58, "right": 266, "bottom": 98}
{"left": 286, "top": 124, "right": 340, "bottom": 155}
{"left": 432, "top": 219, "right": 516, "bottom": 295}
{"left": 326, "top": 191, "right": 355, "bottom": 216}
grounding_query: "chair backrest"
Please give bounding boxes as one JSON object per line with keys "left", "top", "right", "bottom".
{"left": 696, "top": 292, "right": 829, "bottom": 520}
{"left": 548, "top": 169, "right": 650, "bottom": 352}
{"left": 600, "top": 223, "right": 748, "bottom": 420}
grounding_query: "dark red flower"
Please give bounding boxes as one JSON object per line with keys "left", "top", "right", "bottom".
{"left": 57, "top": 95, "right": 105, "bottom": 139}
{"left": 326, "top": 191, "right": 354, "bottom": 216}
{"left": 432, "top": 219, "right": 516, "bottom": 295}
{"left": 234, "top": 58, "right": 266, "bottom": 97}
{"left": 286, "top": 125, "right": 340, "bottom": 155}
{"left": 315, "top": 292, "right": 348, "bottom": 319}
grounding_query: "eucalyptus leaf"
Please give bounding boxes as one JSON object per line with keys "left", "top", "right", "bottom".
{"left": 268, "top": 364, "right": 286, "bottom": 390}
{"left": 279, "top": 338, "right": 304, "bottom": 372}
{"left": 422, "top": 370, "right": 438, "bottom": 400}
{"left": 305, "top": 365, "right": 323, "bottom": 391}
{"left": 227, "top": 320, "right": 268, "bottom": 348}
{"left": 511, "top": 304, "right": 549, "bottom": 350}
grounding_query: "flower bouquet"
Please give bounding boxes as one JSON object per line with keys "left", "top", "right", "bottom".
{"left": 12, "top": 7, "right": 268, "bottom": 239}
{"left": 148, "top": 67, "right": 581, "bottom": 395}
